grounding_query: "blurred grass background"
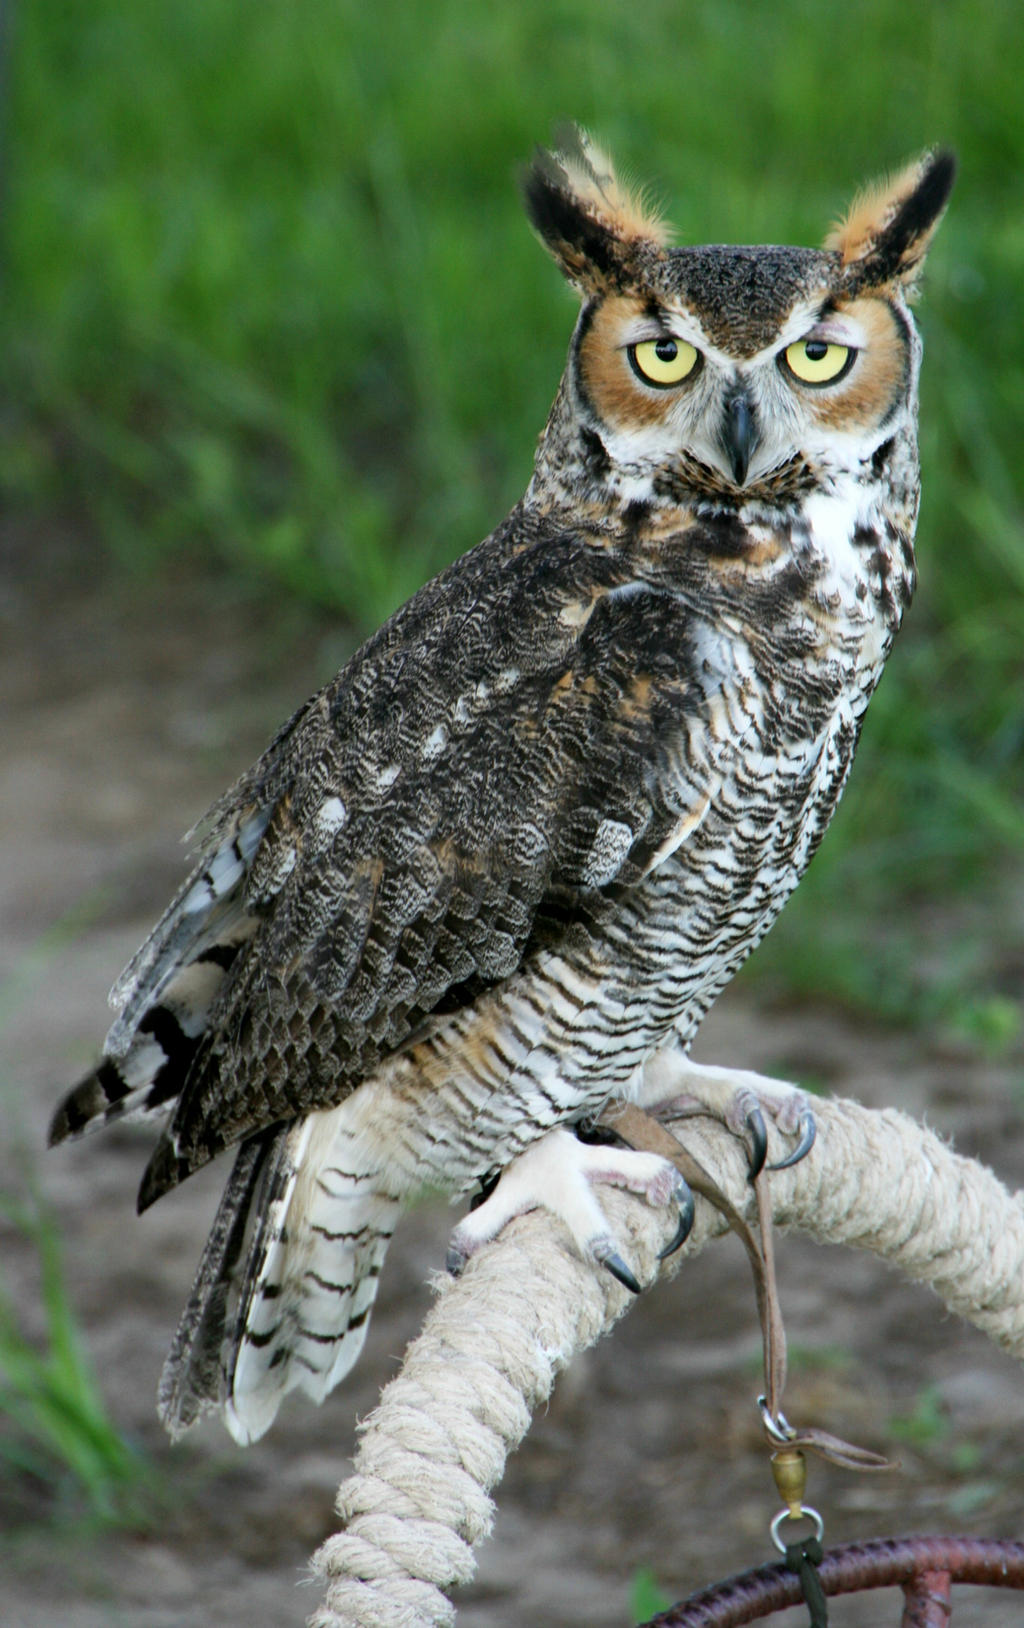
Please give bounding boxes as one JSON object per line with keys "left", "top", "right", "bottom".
{"left": 3, "top": 0, "right": 1022, "bottom": 1023}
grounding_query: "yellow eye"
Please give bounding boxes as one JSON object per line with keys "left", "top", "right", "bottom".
{"left": 629, "top": 336, "right": 700, "bottom": 388}
{"left": 783, "top": 339, "right": 854, "bottom": 386}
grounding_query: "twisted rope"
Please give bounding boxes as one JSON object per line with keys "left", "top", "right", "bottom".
{"left": 308, "top": 1097, "right": 1024, "bottom": 1627}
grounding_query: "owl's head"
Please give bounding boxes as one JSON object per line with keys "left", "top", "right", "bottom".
{"left": 525, "top": 129, "right": 954, "bottom": 511}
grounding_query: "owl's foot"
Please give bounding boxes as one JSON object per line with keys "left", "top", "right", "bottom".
{"left": 638, "top": 1050, "right": 817, "bottom": 1181}
{"left": 446, "top": 1126, "right": 693, "bottom": 1295}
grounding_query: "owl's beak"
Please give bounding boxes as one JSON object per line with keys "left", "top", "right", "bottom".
{"left": 721, "top": 392, "right": 757, "bottom": 487}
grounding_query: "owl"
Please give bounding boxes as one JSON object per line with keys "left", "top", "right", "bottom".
{"left": 50, "top": 129, "right": 954, "bottom": 1445}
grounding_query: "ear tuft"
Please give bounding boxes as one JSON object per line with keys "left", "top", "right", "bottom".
{"left": 522, "top": 125, "right": 668, "bottom": 293}
{"left": 826, "top": 149, "right": 956, "bottom": 295}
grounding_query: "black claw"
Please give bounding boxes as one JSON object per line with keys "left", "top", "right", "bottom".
{"left": 745, "top": 1106, "right": 769, "bottom": 1181}
{"left": 657, "top": 1185, "right": 696, "bottom": 1259}
{"left": 573, "top": 1118, "right": 620, "bottom": 1147}
{"left": 769, "top": 1108, "right": 817, "bottom": 1172}
{"left": 469, "top": 1170, "right": 500, "bottom": 1211}
{"left": 602, "top": 1251, "right": 643, "bottom": 1295}
{"left": 445, "top": 1246, "right": 467, "bottom": 1277}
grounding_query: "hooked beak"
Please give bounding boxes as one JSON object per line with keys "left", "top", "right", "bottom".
{"left": 721, "top": 391, "right": 757, "bottom": 487}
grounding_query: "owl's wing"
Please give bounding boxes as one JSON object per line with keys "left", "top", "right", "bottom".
{"left": 100, "top": 508, "right": 718, "bottom": 1206}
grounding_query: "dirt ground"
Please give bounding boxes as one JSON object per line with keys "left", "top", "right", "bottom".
{"left": 3, "top": 535, "right": 1023, "bottom": 1627}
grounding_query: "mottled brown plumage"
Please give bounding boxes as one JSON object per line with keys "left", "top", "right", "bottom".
{"left": 50, "top": 128, "right": 953, "bottom": 1443}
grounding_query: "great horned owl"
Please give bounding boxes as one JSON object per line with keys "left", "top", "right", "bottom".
{"left": 50, "top": 129, "right": 954, "bottom": 1444}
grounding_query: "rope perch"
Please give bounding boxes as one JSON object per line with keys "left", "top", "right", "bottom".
{"left": 308, "top": 1097, "right": 1024, "bottom": 1627}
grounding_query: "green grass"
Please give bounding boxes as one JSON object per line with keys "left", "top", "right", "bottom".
{"left": 0, "top": 909, "right": 156, "bottom": 1528}
{"left": 888, "top": 1385, "right": 950, "bottom": 1450}
{"left": 0, "top": 1190, "right": 151, "bottom": 1525}
{"left": 630, "top": 1565, "right": 673, "bottom": 1622}
{"left": 3, "top": 0, "right": 1022, "bottom": 1008}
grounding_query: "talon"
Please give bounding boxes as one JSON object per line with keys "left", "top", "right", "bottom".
{"left": 573, "top": 1119, "right": 619, "bottom": 1147}
{"left": 600, "top": 1250, "right": 643, "bottom": 1295}
{"left": 446, "top": 1245, "right": 468, "bottom": 1277}
{"left": 657, "top": 1183, "right": 695, "bottom": 1259}
{"left": 769, "top": 1108, "right": 817, "bottom": 1171}
{"left": 469, "top": 1170, "right": 500, "bottom": 1211}
{"left": 746, "top": 1105, "right": 769, "bottom": 1181}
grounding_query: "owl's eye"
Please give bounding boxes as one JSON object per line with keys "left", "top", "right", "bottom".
{"left": 629, "top": 337, "right": 700, "bottom": 388}
{"left": 782, "top": 339, "right": 855, "bottom": 386}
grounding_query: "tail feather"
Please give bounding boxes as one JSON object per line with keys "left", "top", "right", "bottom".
{"left": 157, "top": 1128, "right": 284, "bottom": 1439}
{"left": 158, "top": 1101, "right": 401, "bottom": 1446}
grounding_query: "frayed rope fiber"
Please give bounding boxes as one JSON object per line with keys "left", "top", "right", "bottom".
{"left": 308, "top": 1097, "right": 1024, "bottom": 1627}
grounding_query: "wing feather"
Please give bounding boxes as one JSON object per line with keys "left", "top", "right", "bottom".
{"left": 136, "top": 508, "right": 717, "bottom": 1202}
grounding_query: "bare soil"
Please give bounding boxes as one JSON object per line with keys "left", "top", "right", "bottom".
{"left": 3, "top": 538, "right": 1023, "bottom": 1626}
